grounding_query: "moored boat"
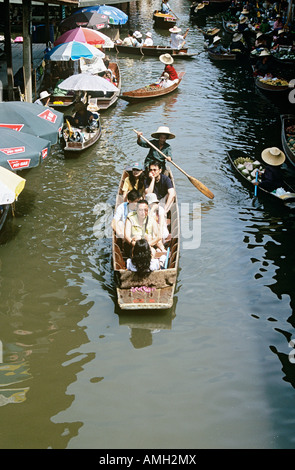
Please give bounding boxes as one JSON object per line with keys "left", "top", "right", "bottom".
{"left": 153, "top": 10, "right": 177, "bottom": 29}
{"left": 208, "top": 50, "right": 237, "bottom": 61}
{"left": 49, "top": 94, "right": 77, "bottom": 109}
{"left": 227, "top": 149, "right": 295, "bottom": 209}
{"left": 114, "top": 43, "right": 196, "bottom": 59}
{"left": 0, "top": 204, "right": 10, "bottom": 232}
{"left": 88, "top": 62, "right": 121, "bottom": 110}
{"left": 120, "top": 71, "right": 185, "bottom": 103}
{"left": 112, "top": 167, "right": 179, "bottom": 310}
{"left": 62, "top": 115, "right": 102, "bottom": 153}
{"left": 280, "top": 114, "right": 295, "bottom": 168}
{"left": 254, "top": 75, "right": 290, "bottom": 94}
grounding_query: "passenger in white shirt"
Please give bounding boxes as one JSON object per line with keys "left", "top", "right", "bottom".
{"left": 143, "top": 32, "right": 153, "bottom": 46}
{"left": 169, "top": 26, "right": 189, "bottom": 50}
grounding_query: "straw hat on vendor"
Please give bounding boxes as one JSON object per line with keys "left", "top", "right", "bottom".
{"left": 261, "top": 147, "right": 285, "bottom": 166}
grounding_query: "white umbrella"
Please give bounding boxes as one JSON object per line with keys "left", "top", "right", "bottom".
{"left": 59, "top": 73, "right": 119, "bottom": 92}
{"left": 0, "top": 167, "right": 26, "bottom": 204}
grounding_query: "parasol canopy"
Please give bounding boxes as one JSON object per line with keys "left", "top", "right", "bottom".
{"left": 0, "top": 102, "right": 63, "bottom": 145}
{"left": 59, "top": 11, "right": 109, "bottom": 33}
{"left": 59, "top": 73, "right": 119, "bottom": 92}
{"left": 0, "top": 127, "right": 51, "bottom": 171}
{"left": 77, "top": 5, "right": 128, "bottom": 25}
{"left": 0, "top": 167, "right": 26, "bottom": 205}
{"left": 45, "top": 41, "right": 105, "bottom": 61}
{"left": 54, "top": 27, "right": 114, "bottom": 48}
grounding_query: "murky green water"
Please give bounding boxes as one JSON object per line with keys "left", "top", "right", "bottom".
{"left": 1, "top": 0, "right": 295, "bottom": 449}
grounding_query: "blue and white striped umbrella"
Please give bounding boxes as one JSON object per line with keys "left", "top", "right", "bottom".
{"left": 77, "top": 5, "right": 128, "bottom": 25}
{"left": 45, "top": 41, "right": 105, "bottom": 61}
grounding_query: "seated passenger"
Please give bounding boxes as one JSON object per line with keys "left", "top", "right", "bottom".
{"left": 254, "top": 147, "right": 285, "bottom": 192}
{"left": 159, "top": 54, "right": 179, "bottom": 84}
{"left": 208, "top": 36, "right": 228, "bottom": 54}
{"left": 122, "top": 162, "right": 145, "bottom": 201}
{"left": 146, "top": 192, "right": 169, "bottom": 252}
{"left": 144, "top": 161, "right": 176, "bottom": 214}
{"left": 111, "top": 189, "right": 140, "bottom": 239}
{"left": 143, "top": 32, "right": 153, "bottom": 46}
{"left": 133, "top": 31, "right": 143, "bottom": 47}
{"left": 126, "top": 239, "right": 166, "bottom": 272}
{"left": 124, "top": 199, "right": 160, "bottom": 254}
{"left": 65, "top": 101, "right": 94, "bottom": 128}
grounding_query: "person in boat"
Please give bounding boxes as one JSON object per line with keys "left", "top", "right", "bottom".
{"left": 122, "top": 162, "right": 145, "bottom": 201}
{"left": 229, "top": 32, "right": 247, "bottom": 54}
{"left": 34, "top": 90, "right": 51, "bottom": 106}
{"left": 103, "top": 70, "right": 112, "bottom": 82}
{"left": 259, "top": 17, "right": 272, "bottom": 34}
{"left": 255, "top": 31, "right": 268, "bottom": 48}
{"left": 273, "top": 14, "right": 283, "bottom": 34}
{"left": 126, "top": 238, "right": 166, "bottom": 272}
{"left": 169, "top": 26, "right": 189, "bottom": 50}
{"left": 112, "top": 189, "right": 141, "bottom": 239}
{"left": 124, "top": 199, "right": 160, "bottom": 254}
{"left": 133, "top": 31, "right": 143, "bottom": 47}
{"left": 272, "top": 29, "right": 292, "bottom": 49}
{"left": 159, "top": 54, "right": 179, "bottom": 84}
{"left": 66, "top": 101, "right": 95, "bottom": 128}
{"left": 208, "top": 36, "right": 228, "bottom": 54}
{"left": 137, "top": 126, "right": 174, "bottom": 171}
{"left": 143, "top": 32, "right": 153, "bottom": 47}
{"left": 161, "top": 0, "right": 171, "bottom": 14}
{"left": 118, "top": 30, "right": 136, "bottom": 46}
{"left": 158, "top": 72, "right": 174, "bottom": 88}
{"left": 253, "top": 147, "right": 285, "bottom": 192}
{"left": 144, "top": 161, "right": 176, "bottom": 214}
{"left": 253, "top": 49, "right": 274, "bottom": 76}
{"left": 146, "top": 192, "right": 169, "bottom": 252}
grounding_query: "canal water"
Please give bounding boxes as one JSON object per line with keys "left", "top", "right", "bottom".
{"left": 1, "top": 0, "right": 295, "bottom": 450}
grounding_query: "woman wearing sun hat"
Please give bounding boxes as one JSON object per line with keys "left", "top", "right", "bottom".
{"left": 143, "top": 32, "right": 153, "bottom": 47}
{"left": 34, "top": 90, "right": 51, "bottom": 106}
{"left": 254, "top": 147, "right": 285, "bottom": 192}
{"left": 159, "top": 53, "right": 179, "bottom": 84}
{"left": 137, "top": 126, "right": 174, "bottom": 171}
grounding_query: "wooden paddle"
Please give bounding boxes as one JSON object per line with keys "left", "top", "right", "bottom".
{"left": 133, "top": 130, "right": 214, "bottom": 199}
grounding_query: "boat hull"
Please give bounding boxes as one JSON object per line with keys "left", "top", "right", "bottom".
{"left": 153, "top": 11, "right": 177, "bottom": 29}
{"left": 280, "top": 114, "right": 295, "bottom": 167}
{"left": 114, "top": 44, "right": 196, "bottom": 59}
{"left": 0, "top": 204, "right": 10, "bottom": 232}
{"left": 120, "top": 72, "right": 185, "bottom": 103}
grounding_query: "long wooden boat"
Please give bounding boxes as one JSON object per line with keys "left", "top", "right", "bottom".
{"left": 208, "top": 50, "right": 237, "bottom": 61}
{"left": 0, "top": 204, "right": 10, "bottom": 232}
{"left": 112, "top": 167, "right": 179, "bottom": 310}
{"left": 153, "top": 10, "right": 177, "bottom": 29}
{"left": 114, "top": 44, "right": 196, "bottom": 59}
{"left": 222, "top": 17, "right": 237, "bottom": 34}
{"left": 280, "top": 114, "right": 295, "bottom": 168}
{"left": 62, "top": 116, "right": 102, "bottom": 153}
{"left": 227, "top": 149, "right": 295, "bottom": 210}
{"left": 120, "top": 72, "right": 185, "bottom": 103}
{"left": 88, "top": 62, "right": 121, "bottom": 111}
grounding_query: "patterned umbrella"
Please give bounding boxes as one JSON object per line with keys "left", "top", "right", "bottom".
{"left": 54, "top": 27, "right": 114, "bottom": 48}
{"left": 45, "top": 41, "right": 105, "bottom": 61}
{"left": 0, "top": 128, "right": 51, "bottom": 171}
{"left": 0, "top": 102, "right": 63, "bottom": 145}
{"left": 59, "top": 11, "right": 109, "bottom": 33}
{"left": 77, "top": 5, "right": 128, "bottom": 25}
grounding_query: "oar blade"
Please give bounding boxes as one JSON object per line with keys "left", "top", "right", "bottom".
{"left": 188, "top": 175, "right": 214, "bottom": 199}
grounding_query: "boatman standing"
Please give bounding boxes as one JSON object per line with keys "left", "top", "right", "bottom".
{"left": 161, "top": 0, "right": 171, "bottom": 14}
{"left": 169, "top": 26, "right": 189, "bottom": 50}
{"left": 137, "top": 126, "right": 174, "bottom": 171}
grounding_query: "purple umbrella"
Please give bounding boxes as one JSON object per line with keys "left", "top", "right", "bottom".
{"left": 59, "top": 11, "right": 109, "bottom": 33}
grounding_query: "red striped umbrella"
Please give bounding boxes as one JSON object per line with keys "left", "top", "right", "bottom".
{"left": 54, "top": 27, "right": 114, "bottom": 48}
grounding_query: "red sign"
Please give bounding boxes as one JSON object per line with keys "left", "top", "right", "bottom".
{"left": 41, "top": 147, "right": 48, "bottom": 159}
{"left": 0, "top": 146, "right": 25, "bottom": 155}
{"left": 0, "top": 123, "right": 24, "bottom": 131}
{"left": 8, "top": 159, "right": 31, "bottom": 169}
{"left": 38, "top": 109, "right": 57, "bottom": 124}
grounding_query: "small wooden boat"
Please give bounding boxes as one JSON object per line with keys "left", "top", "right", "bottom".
{"left": 49, "top": 94, "right": 76, "bottom": 109}
{"left": 114, "top": 44, "right": 196, "bottom": 59}
{"left": 0, "top": 204, "right": 10, "bottom": 232}
{"left": 208, "top": 50, "right": 237, "bottom": 61}
{"left": 280, "top": 114, "right": 295, "bottom": 168}
{"left": 120, "top": 72, "right": 185, "bottom": 104}
{"left": 153, "top": 10, "right": 177, "bottom": 29}
{"left": 227, "top": 149, "right": 295, "bottom": 210}
{"left": 198, "top": 26, "right": 220, "bottom": 41}
{"left": 254, "top": 75, "right": 290, "bottom": 96}
{"left": 62, "top": 115, "right": 102, "bottom": 153}
{"left": 112, "top": 167, "right": 179, "bottom": 310}
{"left": 88, "top": 62, "right": 121, "bottom": 111}
{"left": 222, "top": 17, "right": 237, "bottom": 34}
